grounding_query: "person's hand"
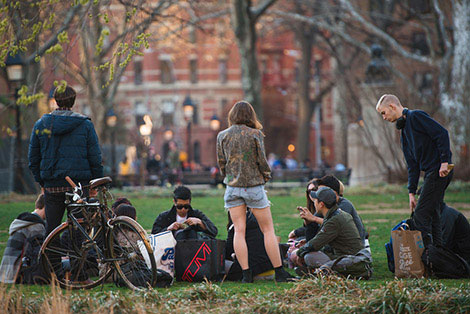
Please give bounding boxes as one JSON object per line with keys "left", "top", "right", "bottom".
{"left": 295, "top": 239, "right": 306, "bottom": 248}
{"left": 439, "top": 162, "right": 449, "bottom": 177}
{"left": 167, "top": 222, "right": 183, "bottom": 231}
{"left": 288, "top": 230, "right": 296, "bottom": 239}
{"left": 409, "top": 193, "right": 417, "bottom": 212}
{"left": 299, "top": 208, "right": 320, "bottom": 224}
{"left": 185, "top": 217, "right": 202, "bottom": 227}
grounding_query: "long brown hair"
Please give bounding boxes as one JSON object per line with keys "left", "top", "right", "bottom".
{"left": 228, "top": 101, "right": 263, "bottom": 130}
{"left": 306, "top": 178, "right": 319, "bottom": 213}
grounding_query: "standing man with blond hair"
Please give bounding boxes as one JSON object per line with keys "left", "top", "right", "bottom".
{"left": 376, "top": 94, "right": 453, "bottom": 247}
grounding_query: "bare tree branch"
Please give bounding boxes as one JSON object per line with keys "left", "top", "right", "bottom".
{"left": 273, "top": 10, "right": 371, "bottom": 53}
{"left": 338, "top": 0, "right": 433, "bottom": 65}
{"left": 251, "top": 0, "right": 277, "bottom": 21}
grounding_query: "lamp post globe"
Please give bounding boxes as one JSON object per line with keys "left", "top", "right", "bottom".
{"left": 210, "top": 114, "right": 220, "bottom": 131}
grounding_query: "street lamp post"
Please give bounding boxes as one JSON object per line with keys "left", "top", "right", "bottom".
{"left": 106, "top": 109, "right": 117, "bottom": 184}
{"left": 182, "top": 96, "right": 195, "bottom": 166}
{"left": 5, "top": 52, "right": 25, "bottom": 194}
{"left": 139, "top": 115, "right": 152, "bottom": 187}
{"left": 210, "top": 113, "right": 220, "bottom": 166}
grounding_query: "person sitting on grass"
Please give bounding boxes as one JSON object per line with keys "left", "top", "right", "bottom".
{"left": 288, "top": 178, "right": 322, "bottom": 242}
{"left": 114, "top": 204, "right": 137, "bottom": 220}
{"left": 294, "top": 187, "right": 364, "bottom": 272}
{"left": 225, "top": 209, "right": 274, "bottom": 281}
{"left": 151, "top": 186, "right": 218, "bottom": 240}
{"left": 0, "top": 194, "right": 46, "bottom": 284}
{"left": 111, "top": 197, "right": 132, "bottom": 212}
{"left": 289, "top": 176, "right": 366, "bottom": 243}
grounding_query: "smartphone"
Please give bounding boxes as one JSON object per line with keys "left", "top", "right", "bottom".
{"left": 297, "top": 206, "right": 305, "bottom": 212}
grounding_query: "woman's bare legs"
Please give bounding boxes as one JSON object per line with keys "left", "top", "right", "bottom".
{"left": 228, "top": 204, "right": 249, "bottom": 270}
{"left": 251, "top": 206, "right": 282, "bottom": 268}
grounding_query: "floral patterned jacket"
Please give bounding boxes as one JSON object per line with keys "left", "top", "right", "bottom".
{"left": 216, "top": 124, "right": 271, "bottom": 187}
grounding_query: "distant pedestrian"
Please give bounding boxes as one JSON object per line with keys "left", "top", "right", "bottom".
{"left": 217, "top": 100, "right": 295, "bottom": 283}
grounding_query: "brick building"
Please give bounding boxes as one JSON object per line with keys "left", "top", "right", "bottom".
{"left": 75, "top": 16, "right": 338, "bottom": 170}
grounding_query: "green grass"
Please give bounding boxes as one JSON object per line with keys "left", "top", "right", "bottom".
{"left": 0, "top": 185, "right": 469, "bottom": 312}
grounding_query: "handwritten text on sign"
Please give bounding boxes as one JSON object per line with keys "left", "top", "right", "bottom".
{"left": 398, "top": 244, "right": 414, "bottom": 271}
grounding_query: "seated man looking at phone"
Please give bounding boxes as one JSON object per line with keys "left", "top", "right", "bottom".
{"left": 295, "top": 187, "right": 364, "bottom": 269}
{"left": 151, "top": 186, "right": 218, "bottom": 240}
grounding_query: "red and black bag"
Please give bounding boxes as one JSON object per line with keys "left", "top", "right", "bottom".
{"left": 175, "top": 239, "right": 225, "bottom": 282}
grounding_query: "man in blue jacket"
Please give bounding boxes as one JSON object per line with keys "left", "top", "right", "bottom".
{"left": 376, "top": 94, "right": 453, "bottom": 247}
{"left": 28, "top": 86, "right": 103, "bottom": 235}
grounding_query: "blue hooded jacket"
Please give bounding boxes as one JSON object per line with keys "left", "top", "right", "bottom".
{"left": 28, "top": 110, "right": 103, "bottom": 188}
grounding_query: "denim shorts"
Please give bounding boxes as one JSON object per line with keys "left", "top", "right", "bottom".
{"left": 224, "top": 185, "right": 270, "bottom": 209}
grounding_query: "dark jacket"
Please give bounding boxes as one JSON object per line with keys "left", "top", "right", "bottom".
{"left": 338, "top": 198, "right": 366, "bottom": 241}
{"left": 441, "top": 203, "right": 470, "bottom": 263}
{"left": 217, "top": 125, "right": 271, "bottom": 187}
{"left": 0, "top": 213, "right": 45, "bottom": 283}
{"left": 298, "top": 205, "right": 363, "bottom": 259}
{"left": 28, "top": 110, "right": 103, "bottom": 188}
{"left": 225, "top": 211, "right": 273, "bottom": 279}
{"left": 401, "top": 109, "right": 452, "bottom": 194}
{"left": 295, "top": 198, "right": 366, "bottom": 242}
{"left": 151, "top": 206, "right": 218, "bottom": 238}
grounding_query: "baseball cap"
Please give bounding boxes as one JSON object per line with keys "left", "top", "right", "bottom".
{"left": 310, "top": 186, "right": 337, "bottom": 207}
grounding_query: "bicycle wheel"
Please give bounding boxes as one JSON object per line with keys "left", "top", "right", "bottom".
{"left": 108, "top": 216, "right": 157, "bottom": 290}
{"left": 41, "top": 219, "right": 111, "bottom": 289}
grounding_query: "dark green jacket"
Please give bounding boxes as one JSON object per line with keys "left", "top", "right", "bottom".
{"left": 299, "top": 205, "right": 363, "bottom": 259}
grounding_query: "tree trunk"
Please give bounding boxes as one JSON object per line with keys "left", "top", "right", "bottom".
{"left": 295, "top": 28, "right": 315, "bottom": 163}
{"left": 231, "top": 0, "right": 263, "bottom": 119}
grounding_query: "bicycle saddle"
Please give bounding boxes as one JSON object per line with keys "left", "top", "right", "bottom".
{"left": 89, "top": 177, "right": 112, "bottom": 189}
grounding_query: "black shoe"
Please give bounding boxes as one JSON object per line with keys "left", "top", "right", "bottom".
{"left": 242, "top": 269, "right": 253, "bottom": 283}
{"left": 294, "top": 266, "right": 312, "bottom": 277}
{"left": 275, "top": 267, "right": 298, "bottom": 282}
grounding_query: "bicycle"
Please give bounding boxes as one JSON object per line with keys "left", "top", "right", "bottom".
{"left": 40, "top": 176, "right": 157, "bottom": 290}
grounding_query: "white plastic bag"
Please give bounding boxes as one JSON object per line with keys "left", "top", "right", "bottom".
{"left": 142, "top": 231, "right": 177, "bottom": 277}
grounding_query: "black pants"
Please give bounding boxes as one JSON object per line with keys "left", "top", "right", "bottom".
{"left": 413, "top": 169, "right": 453, "bottom": 246}
{"left": 44, "top": 189, "right": 88, "bottom": 236}
{"left": 44, "top": 191, "right": 67, "bottom": 236}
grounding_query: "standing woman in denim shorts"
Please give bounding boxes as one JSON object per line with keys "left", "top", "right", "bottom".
{"left": 216, "top": 101, "right": 294, "bottom": 283}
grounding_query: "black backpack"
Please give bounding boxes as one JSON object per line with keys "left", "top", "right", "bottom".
{"left": 421, "top": 244, "right": 470, "bottom": 279}
{"left": 114, "top": 260, "right": 173, "bottom": 288}
{"left": 17, "top": 234, "right": 50, "bottom": 284}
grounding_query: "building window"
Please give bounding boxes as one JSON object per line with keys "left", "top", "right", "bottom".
{"left": 162, "top": 99, "right": 175, "bottom": 126}
{"left": 134, "top": 60, "right": 142, "bottom": 85}
{"left": 220, "top": 98, "right": 228, "bottom": 112}
{"left": 190, "top": 59, "right": 198, "bottom": 84}
{"left": 294, "top": 60, "right": 300, "bottom": 82}
{"left": 192, "top": 102, "right": 199, "bottom": 125}
{"left": 189, "top": 26, "right": 197, "bottom": 44}
{"left": 135, "top": 101, "right": 146, "bottom": 126}
{"left": 193, "top": 141, "right": 201, "bottom": 164}
{"left": 219, "top": 59, "right": 227, "bottom": 84}
{"left": 414, "top": 72, "right": 433, "bottom": 96}
{"left": 412, "top": 32, "right": 429, "bottom": 56}
{"left": 160, "top": 59, "right": 175, "bottom": 84}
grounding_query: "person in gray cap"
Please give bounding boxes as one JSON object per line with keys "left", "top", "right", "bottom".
{"left": 295, "top": 186, "right": 364, "bottom": 269}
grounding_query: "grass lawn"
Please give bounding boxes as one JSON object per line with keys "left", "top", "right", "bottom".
{"left": 0, "top": 184, "right": 469, "bottom": 313}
